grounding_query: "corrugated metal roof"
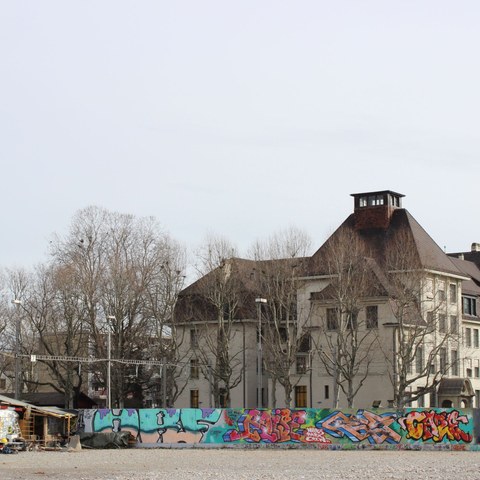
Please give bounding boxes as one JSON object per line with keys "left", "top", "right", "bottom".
{"left": 0, "top": 394, "right": 76, "bottom": 418}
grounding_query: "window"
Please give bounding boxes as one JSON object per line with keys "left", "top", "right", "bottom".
{"left": 295, "top": 385, "right": 307, "bottom": 408}
{"left": 365, "top": 194, "right": 385, "bottom": 206}
{"left": 366, "top": 306, "right": 378, "bottom": 329}
{"left": 463, "top": 296, "right": 477, "bottom": 316}
{"left": 466, "top": 328, "right": 472, "bottom": 348}
{"left": 219, "top": 388, "right": 228, "bottom": 408}
{"left": 467, "top": 368, "right": 473, "bottom": 378}
{"left": 439, "top": 314, "right": 446, "bottom": 333}
{"left": 417, "top": 390, "right": 425, "bottom": 408}
{"left": 278, "top": 327, "right": 288, "bottom": 343}
{"left": 296, "top": 355, "right": 308, "bottom": 374}
{"left": 324, "top": 385, "right": 330, "bottom": 399}
{"left": 190, "top": 389, "right": 199, "bottom": 408}
{"left": 476, "top": 390, "right": 480, "bottom": 408}
{"left": 437, "top": 282, "right": 445, "bottom": 303}
{"left": 450, "top": 315, "right": 458, "bottom": 334}
{"left": 451, "top": 350, "right": 459, "bottom": 376}
{"left": 475, "top": 367, "right": 480, "bottom": 378}
{"left": 450, "top": 284, "right": 457, "bottom": 304}
{"left": 416, "top": 346, "right": 423, "bottom": 374}
{"left": 439, "top": 348, "right": 447, "bottom": 373}
{"left": 190, "top": 359, "right": 199, "bottom": 379}
{"left": 475, "top": 329, "right": 479, "bottom": 348}
{"left": 346, "top": 310, "right": 358, "bottom": 330}
{"left": 326, "top": 308, "right": 339, "bottom": 330}
{"left": 298, "top": 334, "right": 311, "bottom": 353}
{"left": 437, "top": 282, "right": 446, "bottom": 303}
{"left": 0, "top": 378, "right": 5, "bottom": 390}
{"left": 190, "top": 329, "right": 198, "bottom": 348}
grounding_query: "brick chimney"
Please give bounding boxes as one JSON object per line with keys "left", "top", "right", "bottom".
{"left": 351, "top": 190, "right": 405, "bottom": 230}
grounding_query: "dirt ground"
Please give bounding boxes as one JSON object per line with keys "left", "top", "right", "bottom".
{"left": 2, "top": 448, "right": 480, "bottom": 480}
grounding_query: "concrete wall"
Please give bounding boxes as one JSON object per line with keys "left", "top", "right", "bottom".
{"left": 77, "top": 407, "right": 480, "bottom": 450}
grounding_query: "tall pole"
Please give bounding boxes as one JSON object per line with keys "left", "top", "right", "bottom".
{"left": 107, "top": 328, "right": 111, "bottom": 409}
{"left": 162, "top": 358, "right": 167, "bottom": 408}
{"left": 107, "top": 315, "right": 116, "bottom": 410}
{"left": 12, "top": 299, "right": 21, "bottom": 399}
{"left": 208, "top": 365, "right": 213, "bottom": 408}
{"left": 242, "top": 321, "right": 246, "bottom": 409}
{"left": 255, "top": 298, "right": 267, "bottom": 408}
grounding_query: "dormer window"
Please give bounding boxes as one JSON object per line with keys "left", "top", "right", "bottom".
{"left": 352, "top": 190, "right": 404, "bottom": 210}
{"left": 359, "top": 194, "right": 385, "bottom": 207}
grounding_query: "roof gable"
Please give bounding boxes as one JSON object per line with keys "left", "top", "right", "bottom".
{"left": 308, "top": 209, "right": 465, "bottom": 277}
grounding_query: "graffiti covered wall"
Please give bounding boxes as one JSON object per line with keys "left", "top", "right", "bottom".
{"left": 77, "top": 407, "right": 477, "bottom": 449}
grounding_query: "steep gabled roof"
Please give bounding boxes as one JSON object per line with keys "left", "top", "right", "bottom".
{"left": 176, "top": 256, "right": 309, "bottom": 322}
{"left": 402, "top": 210, "right": 464, "bottom": 276}
{"left": 310, "top": 257, "right": 393, "bottom": 302}
{"left": 448, "top": 256, "right": 480, "bottom": 296}
{"left": 308, "top": 209, "right": 465, "bottom": 278}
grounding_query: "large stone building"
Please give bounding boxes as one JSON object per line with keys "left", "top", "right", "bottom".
{"left": 175, "top": 190, "right": 480, "bottom": 409}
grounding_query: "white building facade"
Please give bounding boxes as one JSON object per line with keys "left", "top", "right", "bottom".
{"left": 174, "top": 191, "right": 480, "bottom": 410}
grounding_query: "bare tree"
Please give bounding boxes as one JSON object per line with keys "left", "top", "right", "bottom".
{"left": 180, "top": 235, "right": 244, "bottom": 408}
{"left": 140, "top": 238, "right": 188, "bottom": 407}
{"left": 382, "top": 229, "right": 459, "bottom": 408}
{"left": 314, "top": 226, "right": 381, "bottom": 408}
{"left": 249, "top": 227, "right": 312, "bottom": 407}
{"left": 11, "top": 264, "right": 90, "bottom": 408}
{"left": 50, "top": 206, "right": 186, "bottom": 407}
{"left": 1, "top": 267, "right": 39, "bottom": 396}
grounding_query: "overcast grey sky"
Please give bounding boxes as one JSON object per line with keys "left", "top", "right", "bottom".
{"left": 1, "top": 1, "right": 479, "bottom": 269}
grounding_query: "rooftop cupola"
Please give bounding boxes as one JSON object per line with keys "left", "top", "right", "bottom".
{"left": 350, "top": 190, "right": 405, "bottom": 230}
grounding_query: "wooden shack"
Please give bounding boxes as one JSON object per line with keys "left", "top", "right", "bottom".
{"left": 0, "top": 394, "right": 76, "bottom": 446}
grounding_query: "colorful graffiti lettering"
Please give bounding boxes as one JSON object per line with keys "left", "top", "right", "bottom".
{"left": 318, "top": 410, "right": 401, "bottom": 445}
{"left": 78, "top": 407, "right": 478, "bottom": 448}
{"left": 223, "top": 409, "right": 310, "bottom": 443}
{"left": 397, "top": 410, "right": 472, "bottom": 443}
{"left": 88, "top": 408, "right": 222, "bottom": 444}
{"left": 305, "top": 427, "right": 331, "bottom": 443}
{"left": 91, "top": 409, "right": 140, "bottom": 440}
{"left": 154, "top": 408, "right": 222, "bottom": 443}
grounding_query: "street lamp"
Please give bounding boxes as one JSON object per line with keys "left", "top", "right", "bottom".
{"left": 106, "top": 315, "right": 116, "bottom": 409}
{"left": 12, "top": 299, "right": 22, "bottom": 399}
{"left": 255, "top": 298, "right": 267, "bottom": 408}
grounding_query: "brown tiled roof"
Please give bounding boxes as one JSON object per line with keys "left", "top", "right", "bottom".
{"left": 448, "top": 250, "right": 480, "bottom": 267}
{"left": 308, "top": 209, "right": 465, "bottom": 277}
{"left": 310, "top": 257, "right": 393, "bottom": 302}
{"left": 447, "top": 257, "right": 480, "bottom": 296}
{"left": 176, "top": 256, "right": 309, "bottom": 322}
{"left": 403, "top": 211, "right": 464, "bottom": 275}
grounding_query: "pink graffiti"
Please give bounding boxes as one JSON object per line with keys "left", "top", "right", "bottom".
{"left": 305, "top": 427, "right": 331, "bottom": 443}
{"left": 224, "top": 409, "right": 308, "bottom": 443}
{"left": 397, "top": 410, "right": 472, "bottom": 443}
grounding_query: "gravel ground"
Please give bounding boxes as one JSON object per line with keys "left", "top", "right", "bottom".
{"left": 2, "top": 448, "right": 480, "bottom": 480}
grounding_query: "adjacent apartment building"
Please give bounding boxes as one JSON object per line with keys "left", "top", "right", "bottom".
{"left": 174, "top": 190, "right": 480, "bottom": 410}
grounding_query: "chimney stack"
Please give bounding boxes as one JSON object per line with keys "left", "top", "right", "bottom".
{"left": 350, "top": 190, "right": 405, "bottom": 231}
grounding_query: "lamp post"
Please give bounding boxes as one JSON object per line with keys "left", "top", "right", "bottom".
{"left": 255, "top": 298, "right": 267, "bottom": 408}
{"left": 106, "top": 315, "right": 116, "bottom": 409}
{"left": 12, "top": 299, "right": 22, "bottom": 399}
